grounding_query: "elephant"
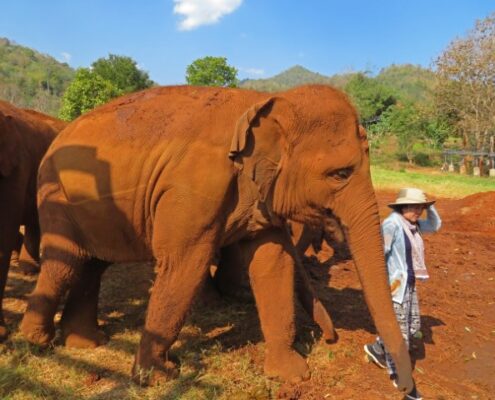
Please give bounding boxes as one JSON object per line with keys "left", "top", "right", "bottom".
{"left": 0, "top": 100, "right": 66, "bottom": 340}
{"left": 20, "top": 85, "right": 414, "bottom": 393}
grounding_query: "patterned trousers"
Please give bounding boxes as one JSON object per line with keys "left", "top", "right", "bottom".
{"left": 375, "top": 284, "right": 421, "bottom": 376}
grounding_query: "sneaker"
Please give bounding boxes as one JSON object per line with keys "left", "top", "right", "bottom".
{"left": 403, "top": 382, "right": 423, "bottom": 400}
{"left": 364, "top": 344, "right": 387, "bottom": 369}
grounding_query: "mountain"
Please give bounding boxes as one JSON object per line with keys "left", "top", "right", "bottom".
{"left": 0, "top": 38, "right": 75, "bottom": 115}
{"left": 240, "top": 64, "right": 436, "bottom": 106}
{"left": 376, "top": 64, "right": 436, "bottom": 103}
{"left": 240, "top": 65, "right": 356, "bottom": 92}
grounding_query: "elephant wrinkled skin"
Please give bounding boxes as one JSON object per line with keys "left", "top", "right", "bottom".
{"left": 20, "top": 85, "right": 414, "bottom": 392}
{"left": 0, "top": 101, "right": 66, "bottom": 340}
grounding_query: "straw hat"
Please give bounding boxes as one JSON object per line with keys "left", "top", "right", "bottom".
{"left": 388, "top": 187, "right": 435, "bottom": 209}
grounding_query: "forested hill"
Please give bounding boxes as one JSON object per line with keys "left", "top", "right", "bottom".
{"left": 240, "top": 64, "right": 436, "bottom": 104}
{"left": 0, "top": 38, "right": 74, "bottom": 116}
{"left": 0, "top": 37, "right": 436, "bottom": 116}
{"left": 240, "top": 65, "right": 356, "bottom": 92}
{"left": 376, "top": 64, "right": 436, "bottom": 103}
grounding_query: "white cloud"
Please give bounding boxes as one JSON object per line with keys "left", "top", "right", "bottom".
{"left": 60, "top": 52, "right": 72, "bottom": 63}
{"left": 173, "top": 0, "right": 243, "bottom": 31}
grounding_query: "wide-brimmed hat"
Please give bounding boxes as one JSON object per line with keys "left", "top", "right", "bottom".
{"left": 388, "top": 187, "right": 435, "bottom": 209}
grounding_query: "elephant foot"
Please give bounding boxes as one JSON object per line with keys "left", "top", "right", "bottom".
{"left": 18, "top": 260, "right": 40, "bottom": 276}
{"left": 132, "top": 353, "right": 180, "bottom": 386}
{"left": 62, "top": 327, "right": 108, "bottom": 349}
{"left": 264, "top": 347, "right": 310, "bottom": 383}
{"left": 20, "top": 317, "right": 55, "bottom": 346}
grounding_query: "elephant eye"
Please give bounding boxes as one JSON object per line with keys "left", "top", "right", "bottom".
{"left": 327, "top": 167, "right": 353, "bottom": 181}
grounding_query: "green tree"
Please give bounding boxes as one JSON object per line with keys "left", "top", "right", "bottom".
{"left": 375, "top": 103, "right": 424, "bottom": 164}
{"left": 186, "top": 56, "right": 238, "bottom": 87}
{"left": 59, "top": 68, "right": 120, "bottom": 121}
{"left": 344, "top": 73, "right": 396, "bottom": 122}
{"left": 59, "top": 54, "right": 154, "bottom": 121}
{"left": 91, "top": 54, "right": 153, "bottom": 93}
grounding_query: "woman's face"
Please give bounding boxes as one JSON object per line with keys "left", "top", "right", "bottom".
{"left": 401, "top": 204, "right": 425, "bottom": 223}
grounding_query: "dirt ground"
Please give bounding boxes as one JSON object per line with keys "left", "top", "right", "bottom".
{"left": 2, "top": 190, "right": 494, "bottom": 399}
{"left": 288, "top": 190, "right": 495, "bottom": 400}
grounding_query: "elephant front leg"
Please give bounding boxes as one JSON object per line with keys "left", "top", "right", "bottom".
{"left": 244, "top": 229, "right": 310, "bottom": 383}
{"left": 60, "top": 259, "right": 109, "bottom": 348}
{"left": 132, "top": 244, "right": 214, "bottom": 386}
{"left": 18, "top": 222, "right": 41, "bottom": 275}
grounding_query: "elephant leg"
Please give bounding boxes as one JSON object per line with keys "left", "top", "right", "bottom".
{"left": 214, "top": 242, "right": 252, "bottom": 300}
{"left": 132, "top": 244, "right": 215, "bottom": 386}
{"left": 9, "top": 230, "right": 24, "bottom": 268}
{"left": 0, "top": 219, "right": 22, "bottom": 341}
{"left": 20, "top": 193, "right": 88, "bottom": 346}
{"left": 60, "top": 258, "right": 110, "bottom": 348}
{"left": 18, "top": 222, "right": 41, "bottom": 275}
{"left": 294, "top": 260, "right": 336, "bottom": 343}
{"left": 243, "top": 228, "right": 310, "bottom": 383}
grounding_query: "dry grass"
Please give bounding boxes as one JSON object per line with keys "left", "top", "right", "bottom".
{"left": 0, "top": 265, "right": 283, "bottom": 400}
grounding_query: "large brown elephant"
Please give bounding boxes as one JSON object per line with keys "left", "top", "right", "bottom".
{"left": 0, "top": 101, "right": 66, "bottom": 339}
{"left": 20, "top": 85, "right": 414, "bottom": 393}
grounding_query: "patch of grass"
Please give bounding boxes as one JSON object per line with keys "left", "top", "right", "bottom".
{"left": 371, "top": 166, "right": 495, "bottom": 198}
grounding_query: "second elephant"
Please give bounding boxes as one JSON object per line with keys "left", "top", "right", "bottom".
{"left": 0, "top": 101, "right": 66, "bottom": 340}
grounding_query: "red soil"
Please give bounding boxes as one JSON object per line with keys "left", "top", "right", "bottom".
{"left": 284, "top": 190, "right": 495, "bottom": 399}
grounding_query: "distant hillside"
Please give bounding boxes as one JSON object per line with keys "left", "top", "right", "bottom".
{"left": 0, "top": 38, "right": 74, "bottom": 115}
{"left": 376, "top": 64, "right": 436, "bottom": 103}
{"left": 240, "top": 65, "right": 356, "bottom": 92}
{"left": 240, "top": 64, "right": 435, "bottom": 105}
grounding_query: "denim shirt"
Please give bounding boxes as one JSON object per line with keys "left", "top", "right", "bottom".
{"left": 382, "top": 205, "right": 442, "bottom": 304}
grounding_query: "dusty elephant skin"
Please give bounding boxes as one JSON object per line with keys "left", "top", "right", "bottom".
{"left": 213, "top": 218, "right": 345, "bottom": 343}
{"left": 20, "top": 85, "right": 413, "bottom": 392}
{"left": 0, "top": 101, "right": 66, "bottom": 340}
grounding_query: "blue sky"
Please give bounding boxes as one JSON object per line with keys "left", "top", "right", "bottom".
{"left": 0, "top": 1, "right": 493, "bottom": 84}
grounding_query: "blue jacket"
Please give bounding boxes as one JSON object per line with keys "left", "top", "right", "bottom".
{"left": 382, "top": 205, "right": 442, "bottom": 304}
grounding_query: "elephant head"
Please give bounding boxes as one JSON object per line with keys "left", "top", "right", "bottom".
{"left": 229, "top": 85, "right": 413, "bottom": 393}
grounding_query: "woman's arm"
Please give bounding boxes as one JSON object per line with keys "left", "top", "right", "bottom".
{"left": 382, "top": 217, "right": 398, "bottom": 256}
{"left": 418, "top": 204, "right": 442, "bottom": 233}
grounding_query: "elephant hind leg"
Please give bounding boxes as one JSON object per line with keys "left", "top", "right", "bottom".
{"left": 61, "top": 258, "right": 110, "bottom": 348}
{"left": 18, "top": 222, "right": 41, "bottom": 275}
{"left": 295, "top": 261, "right": 336, "bottom": 343}
{"left": 9, "top": 231, "right": 24, "bottom": 268}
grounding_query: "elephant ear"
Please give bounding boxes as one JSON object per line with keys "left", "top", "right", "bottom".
{"left": 229, "top": 97, "right": 275, "bottom": 159}
{"left": 229, "top": 97, "right": 287, "bottom": 202}
{"left": 0, "top": 112, "right": 20, "bottom": 177}
{"left": 358, "top": 125, "right": 369, "bottom": 154}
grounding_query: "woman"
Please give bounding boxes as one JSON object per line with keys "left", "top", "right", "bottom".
{"left": 364, "top": 188, "right": 441, "bottom": 400}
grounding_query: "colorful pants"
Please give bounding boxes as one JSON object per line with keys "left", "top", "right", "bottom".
{"left": 376, "top": 284, "right": 421, "bottom": 376}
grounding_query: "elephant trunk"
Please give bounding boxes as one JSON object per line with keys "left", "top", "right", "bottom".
{"left": 333, "top": 179, "right": 413, "bottom": 394}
